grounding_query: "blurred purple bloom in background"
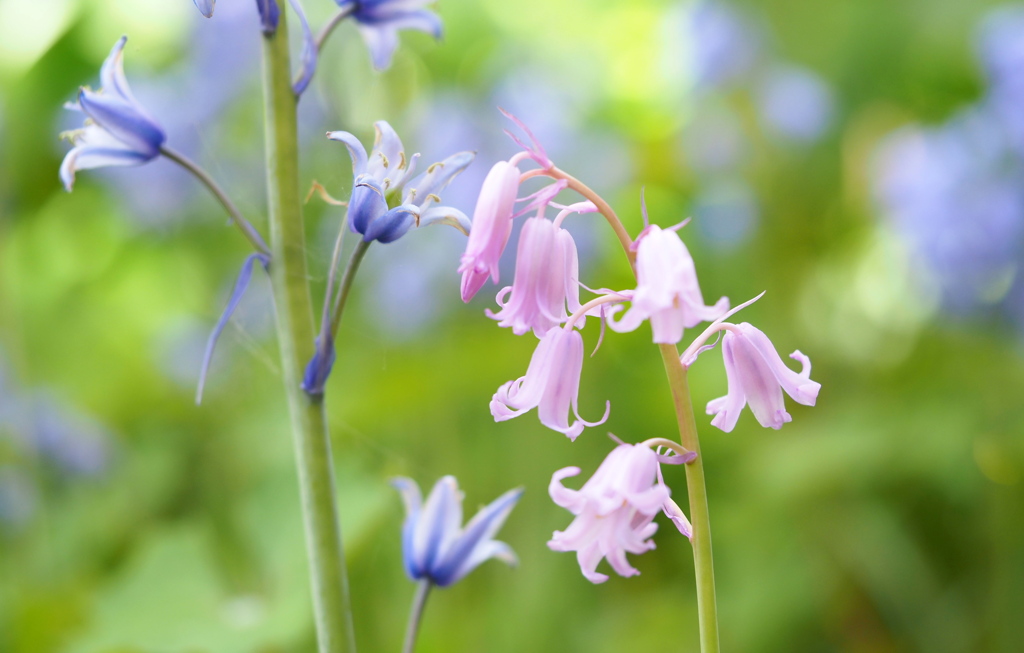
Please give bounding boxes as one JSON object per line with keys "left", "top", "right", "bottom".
{"left": 873, "top": 7, "right": 1024, "bottom": 331}
{"left": 757, "top": 65, "right": 835, "bottom": 143}
{"left": 392, "top": 475, "right": 522, "bottom": 587}
{"left": 59, "top": 37, "right": 166, "bottom": 192}
{"left": 193, "top": 0, "right": 216, "bottom": 17}
{"left": 687, "top": 0, "right": 761, "bottom": 90}
{"left": 338, "top": 0, "right": 443, "bottom": 70}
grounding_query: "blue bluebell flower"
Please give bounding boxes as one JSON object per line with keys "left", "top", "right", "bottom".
{"left": 327, "top": 121, "right": 473, "bottom": 244}
{"left": 193, "top": 0, "right": 216, "bottom": 17}
{"left": 687, "top": 1, "right": 762, "bottom": 90}
{"left": 392, "top": 476, "right": 522, "bottom": 587}
{"left": 60, "top": 37, "right": 167, "bottom": 192}
{"left": 196, "top": 253, "right": 272, "bottom": 403}
{"left": 756, "top": 65, "right": 834, "bottom": 143}
{"left": 336, "top": 0, "right": 443, "bottom": 70}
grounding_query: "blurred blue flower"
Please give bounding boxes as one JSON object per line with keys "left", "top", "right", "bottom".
{"left": 193, "top": 0, "right": 215, "bottom": 17}
{"left": 59, "top": 37, "right": 166, "bottom": 192}
{"left": 692, "top": 178, "right": 760, "bottom": 249}
{"left": 757, "top": 65, "right": 835, "bottom": 143}
{"left": 337, "top": 0, "right": 443, "bottom": 70}
{"left": 687, "top": 0, "right": 762, "bottom": 89}
{"left": 392, "top": 475, "right": 522, "bottom": 587}
{"left": 873, "top": 107, "right": 1024, "bottom": 313}
{"left": 193, "top": 0, "right": 279, "bottom": 34}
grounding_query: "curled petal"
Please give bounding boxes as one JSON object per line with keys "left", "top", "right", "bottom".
{"left": 196, "top": 253, "right": 271, "bottom": 404}
{"left": 327, "top": 131, "right": 369, "bottom": 176}
{"left": 418, "top": 205, "right": 471, "bottom": 235}
{"left": 290, "top": 0, "right": 318, "bottom": 95}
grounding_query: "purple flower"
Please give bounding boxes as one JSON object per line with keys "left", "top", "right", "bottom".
{"left": 193, "top": 0, "right": 279, "bottom": 34}
{"left": 458, "top": 160, "right": 521, "bottom": 301}
{"left": 490, "top": 326, "right": 609, "bottom": 440}
{"left": 337, "top": 0, "right": 443, "bottom": 70}
{"left": 327, "top": 122, "right": 472, "bottom": 244}
{"left": 548, "top": 444, "right": 687, "bottom": 584}
{"left": 609, "top": 224, "right": 729, "bottom": 343}
{"left": 706, "top": 322, "right": 820, "bottom": 432}
{"left": 687, "top": 1, "right": 762, "bottom": 90}
{"left": 392, "top": 475, "right": 522, "bottom": 587}
{"left": 60, "top": 37, "right": 167, "bottom": 192}
{"left": 486, "top": 216, "right": 583, "bottom": 337}
{"left": 193, "top": 0, "right": 215, "bottom": 17}
{"left": 756, "top": 64, "right": 834, "bottom": 143}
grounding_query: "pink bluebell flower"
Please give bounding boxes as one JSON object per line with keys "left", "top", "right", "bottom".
{"left": 609, "top": 224, "right": 729, "bottom": 344}
{"left": 336, "top": 0, "right": 443, "bottom": 70}
{"left": 392, "top": 475, "right": 522, "bottom": 587}
{"left": 548, "top": 443, "right": 687, "bottom": 583}
{"left": 486, "top": 215, "right": 583, "bottom": 337}
{"left": 706, "top": 322, "right": 820, "bottom": 432}
{"left": 490, "top": 326, "right": 609, "bottom": 440}
{"left": 458, "top": 160, "right": 521, "bottom": 302}
{"left": 60, "top": 37, "right": 167, "bottom": 192}
{"left": 327, "top": 122, "right": 472, "bottom": 244}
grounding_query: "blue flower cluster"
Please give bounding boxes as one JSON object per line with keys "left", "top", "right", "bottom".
{"left": 872, "top": 6, "right": 1024, "bottom": 328}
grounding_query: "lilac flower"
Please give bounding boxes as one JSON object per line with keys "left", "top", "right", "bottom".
{"left": 548, "top": 444, "right": 687, "bottom": 584}
{"left": 327, "top": 122, "right": 473, "bottom": 244}
{"left": 458, "top": 160, "right": 521, "bottom": 301}
{"left": 609, "top": 224, "right": 729, "bottom": 343}
{"left": 392, "top": 475, "right": 522, "bottom": 587}
{"left": 486, "top": 216, "right": 583, "bottom": 337}
{"left": 490, "top": 327, "right": 609, "bottom": 440}
{"left": 757, "top": 65, "right": 835, "bottom": 143}
{"left": 337, "top": 0, "right": 443, "bottom": 70}
{"left": 193, "top": 0, "right": 215, "bottom": 17}
{"left": 59, "top": 37, "right": 167, "bottom": 192}
{"left": 687, "top": 1, "right": 762, "bottom": 90}
{"left": 706, "top": 322, "right": 820, "bottom": 432}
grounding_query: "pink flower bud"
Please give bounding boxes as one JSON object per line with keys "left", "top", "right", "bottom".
{"left": 458, "top": 160, "right": 521, "bottom": 302}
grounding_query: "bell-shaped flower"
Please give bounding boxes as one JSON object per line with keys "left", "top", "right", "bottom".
{"left": 392, "top": 475, "right": 522, "bottom": 587}
{"left": 486, "top": 217, "right": 583, "bottom": 337}
{"left": 336, "top": 0, "right": 443, "bottom": 70}
{"left": 548, "top": 444, "right": 686, "bottom": 583}
{"left": 609, "top": 225, "right": 729, "bottom": 344}
{"left": 59, "top": 37, "right": 167, "bottom": 192}
{"left": 706, "top": 322, "right": 820, "bottom": 432}
{"left": 490, "top": 327, "right": 609, "bottom": 441}
{"left": 328, "top": 123, "right": 472, "bottom": 244}
{"left": 458, "top": 160, "right": 521, "bottom": 302}
{"left": 192, "top": 0, "right": 280, "bottom": 34}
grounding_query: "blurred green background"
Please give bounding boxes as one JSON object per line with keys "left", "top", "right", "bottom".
{"left": 1, "top": 0, "right": 1023, "bottom": 651}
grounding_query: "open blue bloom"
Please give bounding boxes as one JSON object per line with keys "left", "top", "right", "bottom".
{"left": 60, "top": 37, "right": 167, "bottom": 192}
{"left": 336, "top": 0, "right": 443, "bottom": 70}
{"left": 327, "top": 121, "right": 473, "bottom": 244}
{"left": 392, "top": 476, "right": 522, "bottom": 587}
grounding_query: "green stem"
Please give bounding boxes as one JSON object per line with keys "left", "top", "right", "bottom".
{"left": 329, "top": 240, "right": 371, "bottom": 337}
{"left": 160, "top": 145, "right": 271, "bottom": 256}
{"left": 401, "top": 580, "right": 433, "bottom": 653}
{"left": 261, "top": 14, "right": 355, "bottom": 653}
{"left": 659, "top": 344, "right": 720, "bottom": 653}
{"left": 315, "top": 6, "right": 356, "bottom": 53}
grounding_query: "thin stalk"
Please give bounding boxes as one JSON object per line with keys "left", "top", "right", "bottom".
{"left": 261, "top": 12, "right": 355, "bottom": 653}
{"left": 315, "top": 6, "right": 356, "bottom": 53}
{"left": 329, "top": 239, "right": 370, "bottom": 337}
{"left": 401, "top": 580, "right": 433, "bottom": 653}
{"left": 160, "top": 145, "right": 271, "bottom": 256}
{"left": 659, "top": 344, "right": 720, "bottom": 653}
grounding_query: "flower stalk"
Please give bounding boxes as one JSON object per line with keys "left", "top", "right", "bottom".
{"left": 401, "top": 580, "right": 432, "bottom": 653}
{"left": 261, "top": 11, "right": 355, "bottom": 653}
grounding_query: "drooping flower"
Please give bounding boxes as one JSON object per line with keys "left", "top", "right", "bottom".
{"left": 327, "top": 122, "right": 473, "bottom": 244}
{"left": 193, "top": 0, "right": 215, "bottom": 17}
{"left": 486, "top": 216, "right": 582, "bottom": 337}
{"left": 336, "top": 0, "right": 443, "bottom": 71}
{"left": 392, "top": 475, "right": 522, "bottom": 587}
{"left": 490, "top": 327, "right": 609, "bottom": 440}
{"left": 609, "top": 224, "right": 729, "bottom": 344}
{"left": 458, "top": 160, "right": 521, "bottom": 302}
{"left": 706, "top": 322, "right": 820, "bottom": 432}
{"left": 548, "top": 444, "right": 687, "bottom": 584}
{"left": 60, "top": 37, "right": 167, "bottom": 192}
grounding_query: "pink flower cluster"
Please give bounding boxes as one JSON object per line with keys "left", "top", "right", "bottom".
{"left": 456, "top": 112, "right": 820, "bottom": 584}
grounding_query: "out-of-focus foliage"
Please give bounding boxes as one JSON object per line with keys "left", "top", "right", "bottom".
{"left": 1, "top": 1, "right": 1022, "bottom": 652}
